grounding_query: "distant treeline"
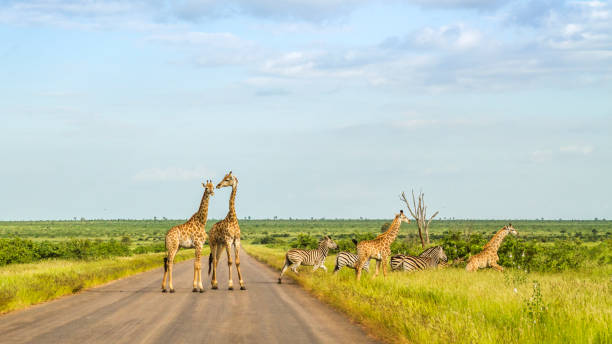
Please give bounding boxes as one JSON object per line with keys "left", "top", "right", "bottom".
{"left": 0, "top": 238, "right": 165, "bottom": 266}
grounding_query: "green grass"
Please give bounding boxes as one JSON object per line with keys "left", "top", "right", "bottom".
{"left": 0, "top": 248, "right": 204, "bottom": 314}
{"left": 244, "top": 244, "right": 611, "bottom": 344}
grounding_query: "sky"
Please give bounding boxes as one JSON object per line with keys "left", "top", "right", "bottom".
{"left": 1, "top": 0, "right": 611, "bottom": 221}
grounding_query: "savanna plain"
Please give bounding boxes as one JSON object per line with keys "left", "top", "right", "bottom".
{"left": 1, "top": 219, "right": 610, "bottom": 343}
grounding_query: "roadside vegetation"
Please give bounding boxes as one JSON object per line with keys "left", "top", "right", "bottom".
{"left": 245, "top": 244, "right": 611, "bottom": 344}
{"left": 0, "top": 249, "right": 196, "bottom": 314}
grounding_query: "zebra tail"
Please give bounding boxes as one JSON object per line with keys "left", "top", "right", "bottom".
{"left": 163, "top": 257, "right": 168, "bottom": 272}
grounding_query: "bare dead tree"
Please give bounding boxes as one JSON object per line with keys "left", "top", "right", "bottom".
{"left": 400, "top": 190, "right": 439, "bottom": 248}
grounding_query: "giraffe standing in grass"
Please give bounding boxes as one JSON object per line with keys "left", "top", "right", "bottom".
{"left": 466, "top": 223, "right": 518, "bottom": 272}
{"left": 162, "top": 180, "right": 214, "bottom": 293}
{"left": 208, "top": 171, "right": 246, "bottom": 290}
{"left": 355, "top": 210, "right": 410, "bottom": 281}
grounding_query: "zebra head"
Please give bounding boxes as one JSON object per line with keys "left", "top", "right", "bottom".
{"left": 321, "top": 236, "right": 338, "bottom": 249}
{"left": 506, "top": 223, "right": 518, "bottom": 236}
{"left": 436, "top": 246, "right": 448, "bottom": 263}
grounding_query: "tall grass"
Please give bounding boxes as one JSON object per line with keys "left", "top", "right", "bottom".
{"left": 0, "top": 249, "right": 202, "bottom": 314}
{"left": 245, "top": 244, "right": 611, "bottom": 344}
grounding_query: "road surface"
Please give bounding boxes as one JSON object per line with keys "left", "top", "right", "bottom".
{"left": 0, "top": 251, "right": 379, "bottom": 344}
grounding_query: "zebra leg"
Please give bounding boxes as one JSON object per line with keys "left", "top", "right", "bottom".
{"left": 279, "top": 257, "right": 290, "bottom": 283}
{"left": 333, "top": 257, "right": 341, "bottom": 273}
{"left": 291, "top": 261, "right": 302, "bottom": 274}
{"left": 320, "top": 264, "right": 328, "bottom": 272}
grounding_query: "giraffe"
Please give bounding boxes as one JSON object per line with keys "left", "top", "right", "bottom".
{"left": 466, "top": 223, "right": 518, "bottom": 272}
{"left": 161, "top": 180, "right": 214, "bottom": 293}
{"left": 207, "top": 171, "right": 246, "bottom": 290}
{"left": 355, "top": 210, "right": 410, "bottom": 281}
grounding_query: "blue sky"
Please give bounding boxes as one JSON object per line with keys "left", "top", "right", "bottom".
{"left": 1, "top": 0, "right": 611, "bottom": 220}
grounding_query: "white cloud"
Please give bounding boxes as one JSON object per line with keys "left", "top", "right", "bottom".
{"left": 133, "top": 167, "right": 213, "bottom": 182}
{"left": 560, "top": 145, "right": 594, "bottom": 155}
{"left": 413, "top": 24, "right": 484, "bottom": 50}
{"left": 531, "top": 150, "right": 553, "bottom": 162}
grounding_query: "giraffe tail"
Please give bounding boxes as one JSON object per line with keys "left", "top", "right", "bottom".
{"left": 208, "top": 253, "right": 213, "bottom": 275}
{"left": 352, "top": 238, "right": 358, "bottom": 245}
{"left": 163, "top": 257, "right": 168, "bottom": 272}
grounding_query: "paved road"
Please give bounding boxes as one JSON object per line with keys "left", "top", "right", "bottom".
{"left": 0, "top": 252, "right": 379, "bottom": 344}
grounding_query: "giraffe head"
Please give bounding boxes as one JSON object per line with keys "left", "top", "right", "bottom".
{"left": 216, "top": 171, "right": 237, "bottom": 189}
{"left": 506, "top": 223, "right": 518, "bottom": 236}
{"left": 202, "top": 180, "right": 215, "bottom": 196}
{"left": 321, "top": 235, "right": 338, "bottom": 249}
{"left": 398, "top": 210, "right": 410, "bottom": 224}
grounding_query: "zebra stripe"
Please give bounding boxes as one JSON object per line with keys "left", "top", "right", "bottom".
{"left": 390, "top": 246, "right": 448, "bottom": 271}
{"left": 333, "top": 252, "right": 369, "bottom": 273}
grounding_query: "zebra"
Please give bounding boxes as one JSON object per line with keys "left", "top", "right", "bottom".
{"left": 278, "top": 236, "right": 338, "bottom": 284}
{"left": 390, "top": 245, "right": 448, "bottom": 271}
{"left": 333, "top": 238, "right": 369, "bottom": 273}
{"left": 333, "top": 252, "right": 370, "bottom": 273}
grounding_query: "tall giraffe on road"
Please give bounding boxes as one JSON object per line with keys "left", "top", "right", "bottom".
{"left": 354, "top": 210, "right": 410, "bottom": 281}
{"left": 162, "top": 180, "right": 214, "bottom": 293}
{"left": 208, "top": 171, "right": 246, "bottom": 290}
{"left": 466, "top": 224, "right": 518, "bottom": 272}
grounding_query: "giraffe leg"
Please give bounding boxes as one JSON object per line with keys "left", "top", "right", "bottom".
{"left": 355, "top": 256, "right": 368, "bottom": 281}
{"left": 162, "top": 256, "right": 168, "bottom": 292}
{"left": 197, "top": 250, "right": 204, "bottom": 292}
{"left": 193, "top": 245, "right": 202, "bottom": 292}
{"left": 381, "top": 255, "right": 389, "bottom": 278}
{"left": 234, "top": 239, "right": 246, "bottom": 290}
{"left": 226, "top": 242, "right": 234, "bottom": 290}
{"left": 162, "top": 235, "right": 177, "bottom": 292}
{"left": 491, "top": 261, "right": 504, "bottom": 272}
{"left": 167, "top": 248, "right": 178, "bottom": 293}
{"left": 211, "top": 244, "right": 222, "bottom": 289}
{"left": 372, "top": 259, "right": 381, "bottom": 279}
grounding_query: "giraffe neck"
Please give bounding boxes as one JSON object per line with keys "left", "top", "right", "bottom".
{"left": 225, "top": 183, "right": 237, "bottom": 222}
{"left": 484, "top": 228, "right": 509, "bottom": 253}
{"left": 379, "top": 216, "right": 402, "bottom": 246}
{"left": 191, "top": 190, "right": 211, "bottom": 225}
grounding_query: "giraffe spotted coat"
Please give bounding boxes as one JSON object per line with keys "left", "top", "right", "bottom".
{"left": 466, "top": 224, "right": 518, "bottom": 272}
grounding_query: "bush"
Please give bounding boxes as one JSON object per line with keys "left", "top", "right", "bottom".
{"left": 291, "top": 233, "right": 319, "bottom": 249}
{"left": 0, "top": 238, "right": 133, "bottom": 266}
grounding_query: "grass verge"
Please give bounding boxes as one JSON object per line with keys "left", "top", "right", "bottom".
{"left": 244, "top": 244, "right": 611, "bottom": 344}
{"left": 0, "top": 249, "right": 203, "bottom": 314}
